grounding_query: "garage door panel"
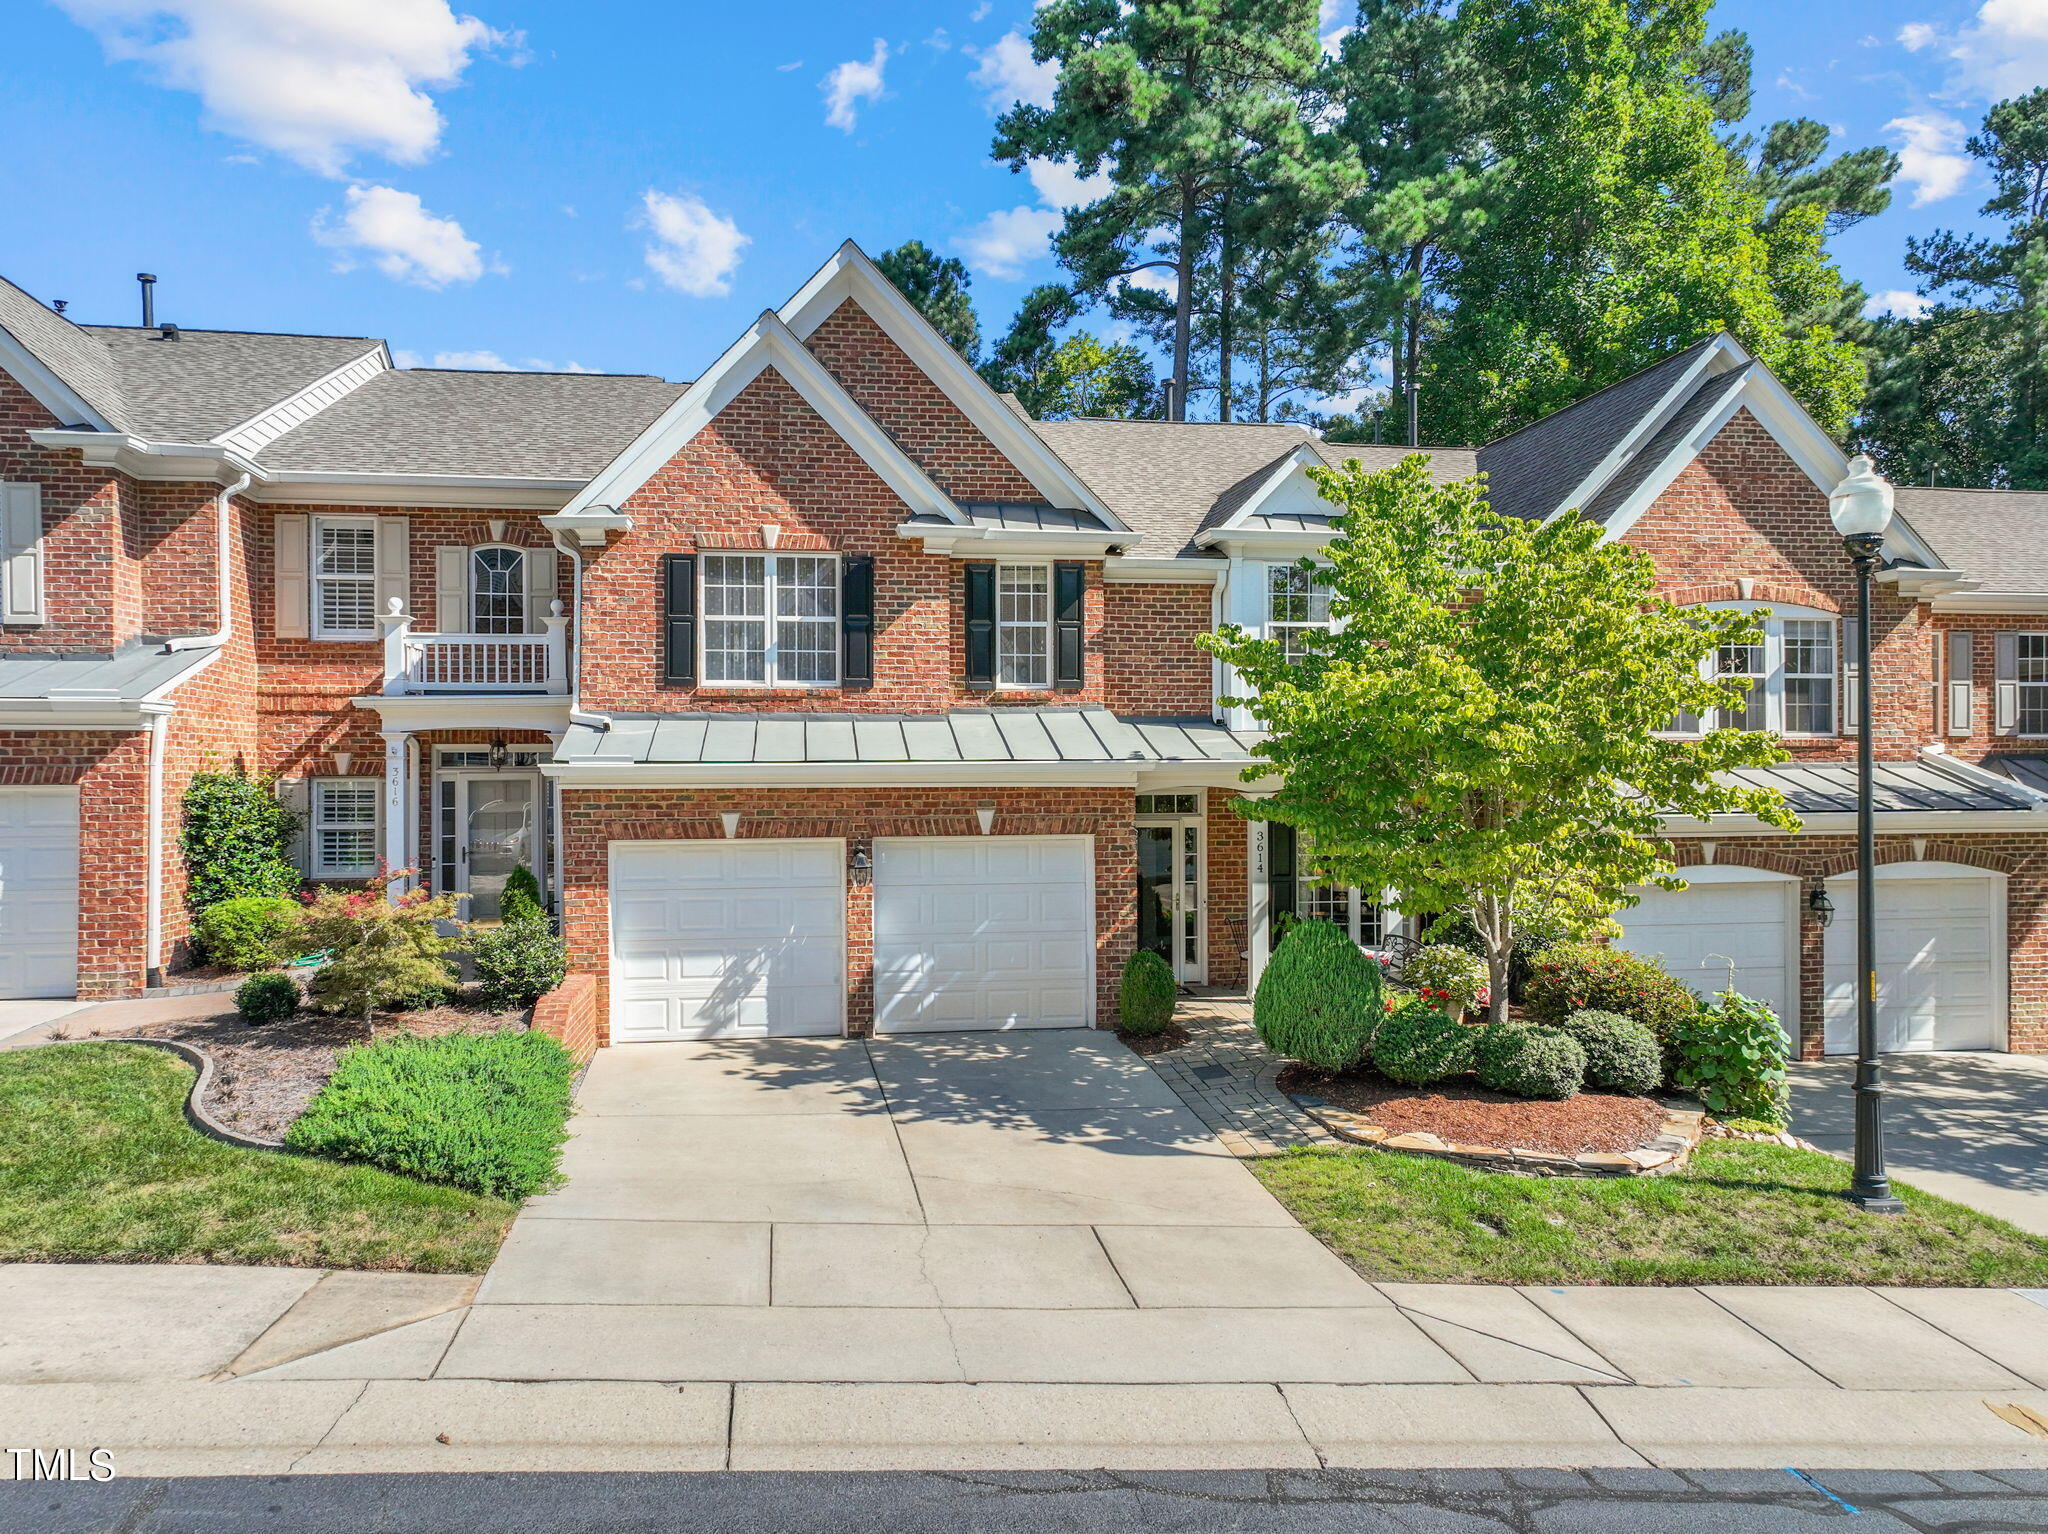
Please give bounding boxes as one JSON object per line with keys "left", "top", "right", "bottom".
{"left": 0, "top": 789, "right": 78, "bottom": 1000}
{"left": 1614, "top": 878, "right": 1795, "bottom": 1044}
{"left": 1823, "top": 874, "right": 2003, "bottom": 1053}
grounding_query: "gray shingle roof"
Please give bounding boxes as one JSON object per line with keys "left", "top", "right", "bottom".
{"left": 260, "top": 368, "right": 689, "bottom": 478}
{"left": 559, "top": 709, "right": 1263, "bottom": 766}
{"left": 0, "top": 644, "right": 216, "bottom": 701}
{"left": 1581, "top": 363, "right": 1753, "bottom": 525}
{"left": 1717, "top": 757, "right": 2042, "bottom": 814}
{"left": 79, "top": 326, "right": 382, "bottom": 442}
{"left": 1475, "top": 339, "right": 1716, "bottom": 523}
{"left": 0, "top": 276, "right": 131, "bottom": 427}
{"left": 1891, "top": 485, "right": 2048, "bottom": 594}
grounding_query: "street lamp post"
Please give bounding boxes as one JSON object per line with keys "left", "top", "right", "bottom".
{"left": 1827, "top": 455, "right": 1906, "bottom": 1215}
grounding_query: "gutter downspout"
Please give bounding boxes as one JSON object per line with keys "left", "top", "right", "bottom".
{"left": 166, "top": 470, "right": 250, "bottom": 654}
{"left": 551, "top": 530, "right": 610, "bottom": 732}
{"left": 143, "top": 710, "right": 169, "bottom": 987}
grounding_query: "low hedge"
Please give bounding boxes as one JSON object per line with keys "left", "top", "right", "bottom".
{"left": 1119, "top": 950, "right": 1177, "bottom": 1036}
{"left": 285, "top": 1030, "right": 574, "bottom": 1199}
{"left": 1522, "top": 941, "right": 1698, "bottom": 1048}
{"left": 1553, "top": 1009, "right": 1663, "bottom": 1096}
{"left": 1474, "top": 1024, "right": 1586, "bottom": 1100}
{"left": 1370, "top": 997, "right": 1475, "bottom": 1086}
{"left": 194, "top": 895, "right": 306, "bottom": 971}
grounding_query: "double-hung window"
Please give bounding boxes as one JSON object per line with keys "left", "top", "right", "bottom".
{"left": 2017, "top": 635, "right": 2048, "bottom": 735}
{"left": 312, "top": 517, "right": 378, "bottom": 639}
{"left": 1267, "top": 564, "right": 1331, "bottom": 662}
{"left": 996, "top": 563, "right": 1052, "bottom": 687}
{"left": 701, "top": 553, "right": 839, "bottom": 686}
{"left": 1300, "top": 879, "right": 1390, "bottom": 948}
{"left": 1780, "top": 619, "right": 1838, "bottom": 735}
{"left": 1668, "top": 605, "right": 1839, "bottom": 738}
{"left": 311, "top": 779, "right": 379, "bottom": 879}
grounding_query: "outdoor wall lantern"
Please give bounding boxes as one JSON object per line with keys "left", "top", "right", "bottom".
{"left": 1808, "top": 885, "right": 1835, "bottom": 929}
{"left": 488, "top": 737, "right": 510, "bottom": 771}
{"left": 849, "top": 843, "right": 872, "bottom": 888}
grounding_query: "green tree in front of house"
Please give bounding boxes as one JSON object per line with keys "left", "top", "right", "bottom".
{"left": 181, "top": 766, "right": 301, "bottom": 909}
{"left": 1199, "top": 455, "right": 1798, "bottom": 1021}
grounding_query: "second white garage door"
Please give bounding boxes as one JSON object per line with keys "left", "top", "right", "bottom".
{"left": 0, "top": 787, "right": 79, "bottom": 1000}
{"left": 873, "top": 836, "right": 1094, "bottom": 1033}
{"left": 1823, "top": 865, "right": 2004, "bottom": 1053}
{"left": 1613, "top": 869, "right": 1798, "bottom": 1042}
{"left": 608, "top": 838, "right": 845, "bottom": 1042}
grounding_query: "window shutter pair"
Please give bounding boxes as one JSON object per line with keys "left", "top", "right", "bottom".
{"left": 1267, "top": 821, "right": 1298, "bottom": 937}
{"left": 273, "top": 515, "right": 409, "bottom": 638}
{"left": 1, "top": 482, "right": 45, "bottom": 625}
{"left": 433, "top": 544, "right": 564, "bottom": 633}
{"left": 1948, "top": 631, "right": 1975, "bottom": 737}
{"left": 962, "top": 561, "right": 1086, "bottom": 689}
{"left": 1996, "top": 632, "right": 2022, "bottom": 734}
{"left": 660, "top": 551, "right": 876, "bottom": 686}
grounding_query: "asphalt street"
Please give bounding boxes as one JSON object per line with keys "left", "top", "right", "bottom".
{"left": 5, "top": 1468, "right": 2047, "bottom": 1533}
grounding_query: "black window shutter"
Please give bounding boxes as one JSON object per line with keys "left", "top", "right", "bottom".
{"left": 841, "top": 554, "right": 874, "bottom": 687}
{"left": 1267, "top": 822, "right": 1297, "bottom": 936}
{"left": 1053, "top": 561, "right": 1085, "bottom": 689}
{"left": 662, "top": 553, "right": 696, "bottom": 685}
{"left": 963, "top": 561, "right": 996, "bottom": 689}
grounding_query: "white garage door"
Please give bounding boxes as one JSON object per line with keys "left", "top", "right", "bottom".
{"left": 873, "top": 836, "right": 1093, "bottom": 1033}
{"left": 1614, "top": 870, "right": 1797, "bottom": 1041}
{"left": 608, "top": 839, "right": 844, "bottom": 1042}
{"left": 0, "top": 788, "right": 79, "bottom": 1000}
{"left": 1824, "top": 868, "right": 2003, "bottom": 1053}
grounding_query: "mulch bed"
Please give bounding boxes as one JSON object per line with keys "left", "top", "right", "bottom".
{"left": 1119, "top": 1023, "right": 1193, "bottom": 1057}
{"left": 1277, "top": 1063, "right": 1669, "bottom": 1158}
{"left": 97, "top": 990, "right": 530, "bottom": 1140}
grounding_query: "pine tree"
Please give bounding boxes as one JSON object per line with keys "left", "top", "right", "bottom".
{"left": 874, "top": 239, "right": 982, "bottom": 363}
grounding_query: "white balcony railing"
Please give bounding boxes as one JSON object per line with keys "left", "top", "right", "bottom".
{"left": 380, "top": 601, "right": 569, "bottom": 695}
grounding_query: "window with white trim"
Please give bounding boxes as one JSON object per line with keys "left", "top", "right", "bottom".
{"left": 312, "top": 517, "right": 378, "bottom": 639}
{"left": 996, "top": 562, "right": 1052, "bottom": 687}
{"left": 1667, "top": 605, "right": 1838, "bottom": 738}
{"left": 1267, "top": 563, "right": 1331, "bottom": 662}
{"left": 470, "top": 546, "right": 526, "bottom": 634}
{"left": 701, "top": 553, "right": 839, "bottom": 686}
{"left": 311, "top": 779, "right": 379, "bottom": 879}
{"left": 2017, "top": 635, "right": 2048, "bottom": 735}
{"left": 1300, "top": 880, "right": 1390, "bottom": 948}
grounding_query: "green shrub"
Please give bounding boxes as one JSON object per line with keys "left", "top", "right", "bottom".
{"left": 234, "top": 971, "right": 300, "bottom": 1026}
{"left": 193, "top": 895, "right": 307, "bottom": 971}
{"left": 1370, "top": 997, "right": 1476, "bottom": 1086}
{"left": 1254, "top": 919, "right": 1386, "bottom": 1070}
{"left": 304, "top": 878, "right": 460, "bottom": 1019}
{"left": 1554, "top": 1009, "right": 1664, "bottom": 1096}
{"left": 1671, "top": 989, "right": 1791, "bottom": 1127}
{"left": 1523, "top": 941, "right": 1699, "bottom": 1047}
{"left": 470, "top": 917, "right": 569, "bottom": 1011}
{"left": 180, "top": 767, "right": 301, "bottom": 908}
{"left": 1118, "top": 950, "right": 1177, "bottom": 1036}
{"left": 499, "top": 865, "right": 544, "bottom": 925}
{"left": 1474, "top": 1024, "right": 1586, "bottom": 1100}
{"left": 286, "top": 1029, "right": 574, "bottom": 1199}
{"left": 1398, "top": 942, "right": 1491, "bottom": 1015}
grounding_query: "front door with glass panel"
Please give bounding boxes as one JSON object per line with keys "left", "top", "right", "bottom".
{"left": 442, "top": 773, "right": 544, "bottom": 921}
{"left": 1136, "top": 793, "right": 1204, "bottom": 983}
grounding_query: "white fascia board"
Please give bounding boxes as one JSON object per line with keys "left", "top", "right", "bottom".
{"left": 777, "top": 241, "right": 1128, "bottom": 531}
{"left": 1197, "top": 531, "right": 1333, "bottom": 558}
{"left": 0, "top": 702, "right": 169, "bottom": 728}
{"left": 1930, "top": 591, "right": 2048, "bottom": 613}
{"left": 348, "top": 694, "right": 575, "bottom": 732}
{"left": 1661, "top": 808, "right": 2048, "bottom": 835}
{"left": 27, "top": 430, "right": 262, "bottom": 485}
{"left": 894, "top": 523, "right": 1136, "bottom": 559}
{"left": 212, "top": 343, "right": 389, "bottom": 458}
{"left": 1207, "top": 443, "right": 1330, "bottom": 535}
{"left": 1103, "top": 555, "right": 1223, "bottom": 585}
{"left": 559, "top": 309, "right": 961, "bottom": 524}
{"left": 0, "top": 329, "right": 116, "bottom": 431}
{"left": 254, "top": 472, "right": 579, "bottom": 510}
{"left": 1879, "top": 565, "right": 1979, "bottom": 599}
{"left": 543, "top": 760, "right": 1151, "bottom": 789}
{"left": 1545, "top": 340, "right": 1732, "bottom": 524}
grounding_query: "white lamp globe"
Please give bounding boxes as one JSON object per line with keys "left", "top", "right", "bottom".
{"left": 1829, "top": 454, "right": 1895, "bottom": 539}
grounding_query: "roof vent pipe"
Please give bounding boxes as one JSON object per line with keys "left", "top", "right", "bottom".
{"left": 136, "top": 272, "right": 156, "bottom": 329}
{"left": 51, "top": 299, "right": 67, "bottom": 316}
{"left": 161, "top": 323, "right": 180, "bottom": 342}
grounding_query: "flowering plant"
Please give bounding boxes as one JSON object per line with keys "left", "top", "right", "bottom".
{"left": 1397, "top": 943, "right": 1490, "bottom": 1015}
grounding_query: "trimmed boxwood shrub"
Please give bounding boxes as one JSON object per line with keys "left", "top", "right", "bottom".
{"left": 500, "top": 865, "right": 544, "bottom": 925}
{"left": 180, "top": 767, "right": 301, "bottom": 909}
{"left": 1523, "top": 941, "right": 1698, "bottom": 1046}
{"left": 1554, "top": 1009, "right": 1663, "bottom": 1096}
{"left": 1254, "top": 918, "right": 1385, "bottom": 1071}
{"left": 234, "top": 971, "right": 300, "bottom": 1026}
{"left": 1370, "top": 997, "right": 1475, "bottom": 1086}
{"left": 1119, "top": 950, "right": 1177, "bottom": 1036}
{"left": 285, "top": 1029, "right": 575, "bottom": 1199}
{"left": 1474, "top": 1024, "right": 1586, "bottom": 1100}
{"left": 193, "top": 895, "right": 307, "bottom": 971}
{"left": 470, "top": 917, "right": 569, "bottom": 1011}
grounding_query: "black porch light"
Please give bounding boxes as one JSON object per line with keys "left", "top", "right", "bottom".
{"left": 488, "top": 737, "right": 510, "bottom": 771}
{"left": 849, "top": 843, "right": 872, "bottom": 887}
{"left": 1807, "top": 885, "right": 1835, "bottom": 929}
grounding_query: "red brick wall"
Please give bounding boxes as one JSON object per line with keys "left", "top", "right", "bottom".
{"left": 1206, "top": 793, "right": 1251, "bottom": 988}
{"left": 584, "top": 365, "right": 1112, "bottom": 713}
{"left": 559, "top": 786, "right": 1136, "bottom": 1043}
{"left": 1104, "top": 582, "right": 1216, "bottom": 717}
{"left": 1665, "top": 834, "right": 2048, "bottom": 1056}
{"left": 533, "top": 973, "right": 599, "bottom": 1064}
{"left": 801, "top": 301, "right": 1044, "bottom": 503}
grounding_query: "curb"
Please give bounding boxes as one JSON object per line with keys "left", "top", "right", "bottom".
{"left": 40, "top": 1036, "right": 287, "bottom": 1151}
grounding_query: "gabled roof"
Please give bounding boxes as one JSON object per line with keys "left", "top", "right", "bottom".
{"left": 77, "top": 325, "right": 382, "bottom": 443}
{"left": 1581, "top": 363, "right": 1754, "bottom": 525}
{"left": 262, "top": 368, "right": 688, "bottom": 479}
{"left": 0, "top": 275, "right": 130, "bottom": 428}
{"left": 1891, "top": 486, "right": 2048, "bottom": 597}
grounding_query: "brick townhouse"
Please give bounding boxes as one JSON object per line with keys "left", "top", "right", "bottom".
{"left": 3, "top": 241, "right": 2046, "bottom": 1057}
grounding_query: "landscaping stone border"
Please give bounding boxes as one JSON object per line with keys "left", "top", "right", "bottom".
{"left": 1288, "top": 1093, "right": 1706, "bottom": 1177}
{"left": 44, "top": 1036, "right": 287, "bottom": 1151}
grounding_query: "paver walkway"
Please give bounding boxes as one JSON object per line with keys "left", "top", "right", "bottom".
{"left": 1140, "top": 991, "right": 1335, "bottom": 1155}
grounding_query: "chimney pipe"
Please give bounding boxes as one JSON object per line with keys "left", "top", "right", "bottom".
{"left": 136, "top": 273, "right": 156, "bottom": 329}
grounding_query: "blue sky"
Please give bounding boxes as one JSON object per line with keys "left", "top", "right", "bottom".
{"left": 0, "top": 1, "right": 2039, "bottom": 393}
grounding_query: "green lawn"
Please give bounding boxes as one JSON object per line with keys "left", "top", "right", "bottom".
{"left": 1254, "top": 1139, "right": 2048, "bottom": 1287}
{"left": 0, "top": 1043, "right": 515, "bottom": 1271}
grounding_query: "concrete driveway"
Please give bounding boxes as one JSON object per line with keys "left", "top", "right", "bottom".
{"left": 1789, "top": 1053, "right": 2048, "bottom": 1236}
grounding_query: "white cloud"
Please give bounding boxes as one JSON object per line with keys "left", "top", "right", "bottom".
{"left": 56, "top": 0, "right": 504, "bottom": 177}
{"left": 1119, "top": 265, "right": 1178, "bottom": 297}
{"left": 313, "top": 184, "right": 489, "bottom": 287}
{"left": 397, "top": 348, "right": 599, "bottom": 371}
{"left": 970, "top": 1, "right": 990, "bottom": 20}
{"left": 970, "top": 30, "right": 1057, "bottom": 111}
{"left": 1026, "top": 157, "right": 1112, "bottom": 208}
{"left": 1899, "top": 1, "right": 2048, "bottom": 104}
{"left": 638, "top": 190, "right": 749, "bottom": 297}
{"left": 1864, "top": 289, "right": 1933, "bottom": 319}
{"left": 776, "top": 59, "right": 803, "bottom": 72}
{"left": 1887, "top": 113, "right": 1974, "bottom": 205}
{"left": 958, "top": 205, "right": 1061, "bottom": 280}
{"left": 822, "top": 38, "right": 888, "bottom": 132}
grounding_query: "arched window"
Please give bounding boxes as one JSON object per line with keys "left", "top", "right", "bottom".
{"left": 470, "top": 546, "right": 526, "bottom": 634}
{"left": 1667, "top": 601, "right": 1839, "bottom": 738}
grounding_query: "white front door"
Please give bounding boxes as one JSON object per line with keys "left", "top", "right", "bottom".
{"left": 1614, "top": 871, "right": 1798, "bottom": 1044}
{"left": 872, "top": 836, "right": 1094, "bottom": 1033}
{"left": 443, "top": 772, "right": 544, "bottom": 921}
{"left": 609, "top": 838, "right": 845, "bottom": 1041}
{"left": 1824, "top": 868, "right": 2004, "bottom": 1053}
{"left": 0, "top": 788, "right": 78, "bottom": 999}
{"left": 1137, "top": 815, "right": 1205, "bottom": 983}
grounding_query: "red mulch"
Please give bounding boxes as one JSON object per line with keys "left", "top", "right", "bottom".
{"left": 1278, "top": 1063, "right": 1668, "bottom": 1157}
{"left": 1119, "top": 1022, "right": 1193, "bottom": 1057}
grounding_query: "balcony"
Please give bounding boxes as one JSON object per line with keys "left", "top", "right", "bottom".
{"left": 379, "top": 602, "right": 569, "bottom": 695}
